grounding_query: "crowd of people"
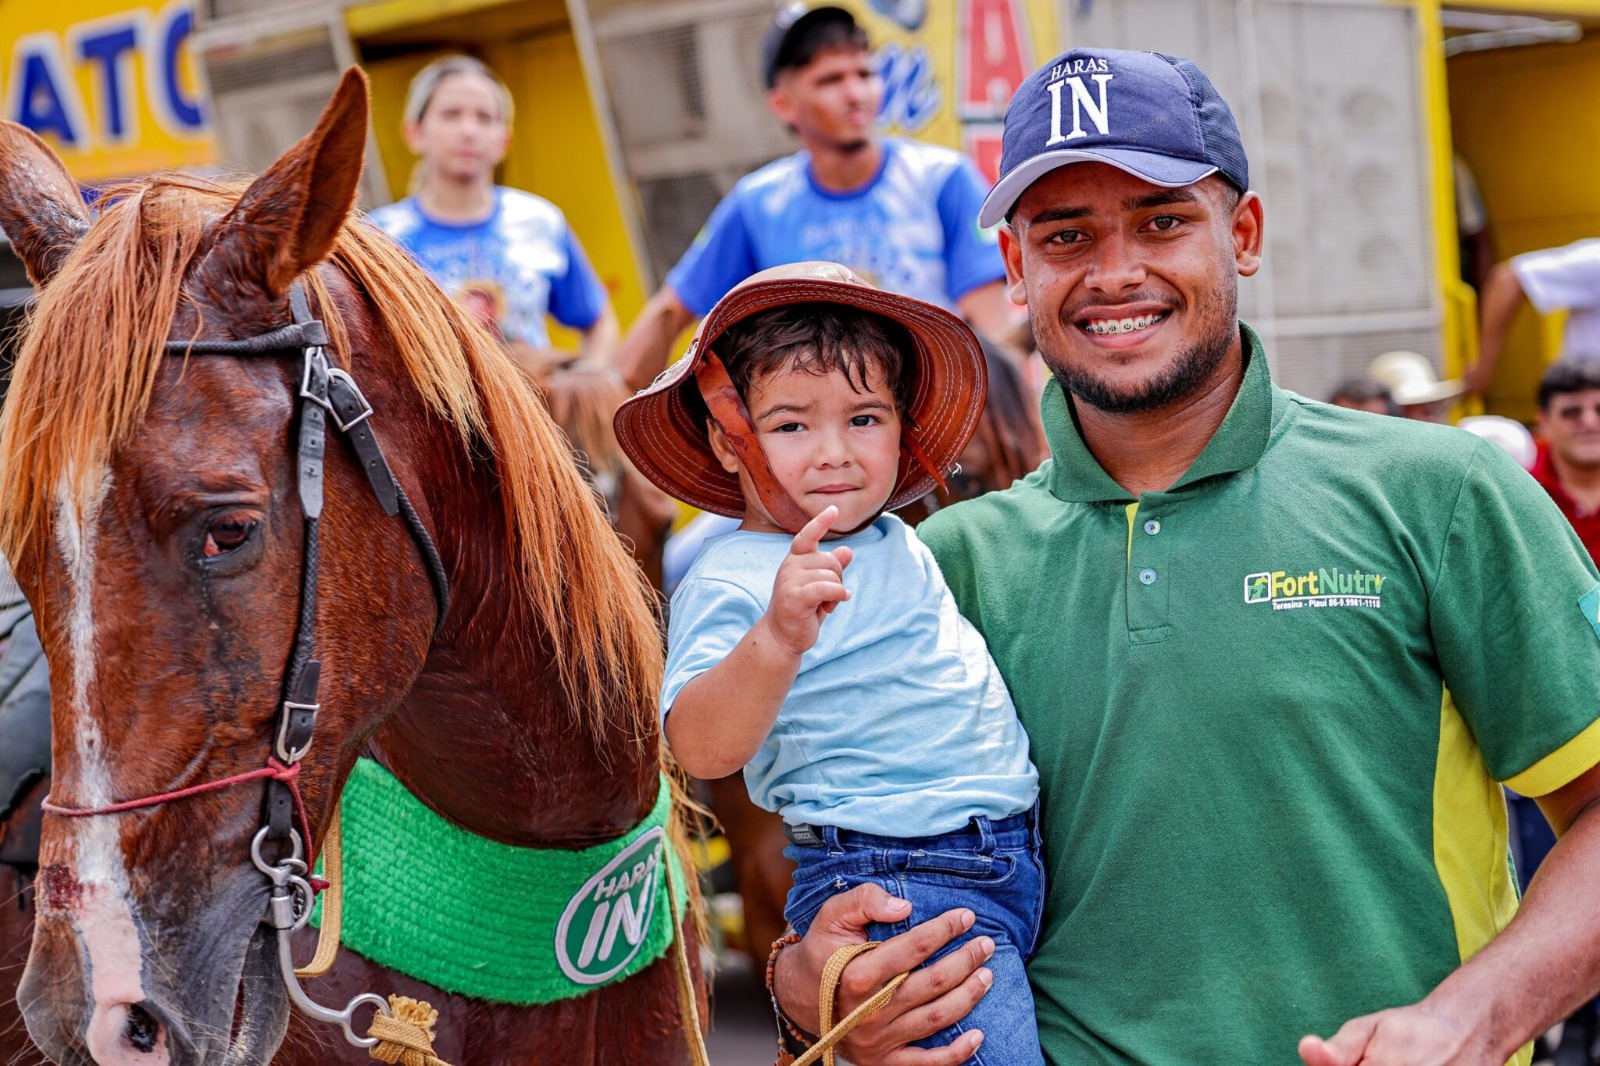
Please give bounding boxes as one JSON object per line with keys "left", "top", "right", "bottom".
{"left": 371, "top": 7, "right": 1600, "bottom": 1065}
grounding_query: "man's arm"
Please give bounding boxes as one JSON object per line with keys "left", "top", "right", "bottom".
{"left": 614, "top": 287, "right": 697, "bottom": 393}
{"left": 956, "top": 280, "right": 1025, "bottom": 355}
{"left": 1300, "top": 761, "right": 1600, "bottom": 1066}
{"left": 576, "top": 301, "right": 619, "bottom": 366}
{"left": 772, "top": 884, "right": 996, "bottom": 1065}
{"left": 1468, "top": 261, "right": 1528, "bottom": 397}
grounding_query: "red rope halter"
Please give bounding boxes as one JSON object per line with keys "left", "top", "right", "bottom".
{"left": 42, "top": 757, "right": 325, "bottom": 890}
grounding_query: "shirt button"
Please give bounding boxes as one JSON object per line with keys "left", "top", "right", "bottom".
{"left": 1144, "top": 519, "right": 1161, "bottom": 536}
{"left": 1139, "top": 568, "right": 1158, "bottom": 585}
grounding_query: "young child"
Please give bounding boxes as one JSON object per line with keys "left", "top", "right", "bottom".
{"left": 614, "top": 262, "right": 1042, "bottom": 1065}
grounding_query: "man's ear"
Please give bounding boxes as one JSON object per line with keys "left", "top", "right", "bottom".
{"left": 1000, "top": 226, "right": 1027, "bottom": 306}
{"left": 706, "top": 420, "right": 742, "bottom": 475}
{"left": 1232, "top": 191, "right": 1264, "bottom": 278}
{"left": 767, "top": 81, "right": 797, "bottom": 130}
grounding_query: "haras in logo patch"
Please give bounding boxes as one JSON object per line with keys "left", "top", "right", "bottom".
{"left": 1244, "top": 567, "right": 1386, "bottom": 610}
{"left": 1044, "top": 57, "right": 1113, "bottom": 145}
{"left": 556, "top": 826, "right": 664, "bottom": 985}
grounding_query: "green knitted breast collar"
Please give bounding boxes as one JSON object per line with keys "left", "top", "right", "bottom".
{"left": 312, "top": 757, "right": 685, "bottom": 1005}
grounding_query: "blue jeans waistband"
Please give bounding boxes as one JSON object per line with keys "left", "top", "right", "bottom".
{"left": 783, "top": 804, "right": 1038, "bottom": 851}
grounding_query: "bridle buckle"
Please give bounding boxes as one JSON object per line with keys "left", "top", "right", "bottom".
{"left": 326, "top": 367, "right": 374, "bottom": 432}
{"left": 276, "top": 699, "right": 320, "bottom": 764}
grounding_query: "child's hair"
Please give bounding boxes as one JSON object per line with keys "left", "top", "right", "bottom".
{"left": 708, "top": 302, "right": 917, "bottom": 418}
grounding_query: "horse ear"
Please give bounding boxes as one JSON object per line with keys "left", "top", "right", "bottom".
{"left": 196, "top": 67, "right": 370, "bottom": 298}
{"left": 0, "top": 122, "right": 91, "bottom": 287}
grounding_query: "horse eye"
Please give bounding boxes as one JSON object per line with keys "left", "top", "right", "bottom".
{"left": 204, "top": 516, "right": 258, "bottom": 558}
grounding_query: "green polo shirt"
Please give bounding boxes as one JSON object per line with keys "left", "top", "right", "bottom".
{"left": 918, "top": 325, "right": 1600, "bottom": 1066}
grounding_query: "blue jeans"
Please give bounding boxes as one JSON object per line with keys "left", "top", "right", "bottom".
{"left": 783, "top": 808, "right": 1045, "bottom": 1066}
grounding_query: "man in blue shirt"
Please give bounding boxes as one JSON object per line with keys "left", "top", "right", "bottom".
{"left": 613, "top": 5, "right": 1018, "bottom": 392}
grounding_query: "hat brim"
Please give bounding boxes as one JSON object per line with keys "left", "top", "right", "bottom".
{"left": 978, "top": 149, "right": 1219, "bottom": 227}
{"left": 1390, "top": 379, "right": 1465, "bottom": 406}
{"left": 614, "top": 264, "right": 987, "bottom": 521}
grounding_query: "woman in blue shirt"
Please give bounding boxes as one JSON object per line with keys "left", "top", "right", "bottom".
{"left": 369, "top": 55, "right": 618, "bottom": 373}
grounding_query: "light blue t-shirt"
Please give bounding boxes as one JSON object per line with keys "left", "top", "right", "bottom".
{"left": 367, "top": 187, "right": 606, "bottom": 348}
{"left": 662, "top": 514, "right": 1037, "bottom": 836}
{"left": 665, "top": 138, "right": 1004, "bottom": 316}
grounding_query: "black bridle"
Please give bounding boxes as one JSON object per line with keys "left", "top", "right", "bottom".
{"left": 40, "top": 280, "right": 458, "bottom": 1048}
{"left": 158, "top": 280, "right": 452, "bottom": 1047}
{"left": 163, "top": 282, "right": 449, "bottom": 854}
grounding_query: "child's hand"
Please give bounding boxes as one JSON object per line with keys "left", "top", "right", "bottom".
{"left": 761, "top": 506, "right": 854, "bottom": 658}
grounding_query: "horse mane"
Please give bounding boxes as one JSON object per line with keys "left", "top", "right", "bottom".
{"left": 0, "top": 173, "right": 662, "bottom": 743}
{"left": 541, "top": 361, "right": 630, "bottom": 474}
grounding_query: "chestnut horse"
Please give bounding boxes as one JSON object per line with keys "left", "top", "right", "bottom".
{"left": 539, "top": 362, "right": 678, "bottom": 591}
{"left": 1, "top": 582, "right": 50, "bottom": 1066}
{"left": 0, "top": 69, "right": 702, "bottom": 1066}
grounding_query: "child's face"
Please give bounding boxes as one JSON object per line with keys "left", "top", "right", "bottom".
{"left": 712, "top": 357, "right": 903, "bottom": 536}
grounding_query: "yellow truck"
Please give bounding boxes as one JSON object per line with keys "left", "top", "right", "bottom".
{"left": 5, "top": 0, "right": 1597, "bottom": 419}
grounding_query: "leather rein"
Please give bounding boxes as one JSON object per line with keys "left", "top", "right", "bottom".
{"left": 41, "top": 282, "right": 451, "bottom": 1048}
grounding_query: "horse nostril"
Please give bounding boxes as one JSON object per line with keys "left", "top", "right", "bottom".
{"left": 124, "top": 1002, "right": 161, "bottom": 1054}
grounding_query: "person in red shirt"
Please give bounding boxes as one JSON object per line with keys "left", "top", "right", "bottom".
{"left": 1533, "top": 358, "right": 1600, "bottom": 564}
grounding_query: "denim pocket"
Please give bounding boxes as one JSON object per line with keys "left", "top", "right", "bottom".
{"left": 783, "top": 847, "right": 875, "bottom": 933}
{"left": 785, "top": 844, "right": 869, "bottom": 884}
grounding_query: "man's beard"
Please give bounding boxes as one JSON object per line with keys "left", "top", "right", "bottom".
{"left": 1041, "top": 286, "right": 1238, "bottom": 415}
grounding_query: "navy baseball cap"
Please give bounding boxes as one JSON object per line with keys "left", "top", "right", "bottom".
{"left": 978, "top": 48, "right": 1249, "bottom": 227}
{"left": 762, "top": 4, "right": 864, "bottom": 88}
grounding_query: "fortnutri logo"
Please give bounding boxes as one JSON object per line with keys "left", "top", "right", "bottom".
{"left": 555, "top": 827, "right": 664, "bottom": 985}
{"left": 1243, "top": 568, "right": 1385, "bottom": 610}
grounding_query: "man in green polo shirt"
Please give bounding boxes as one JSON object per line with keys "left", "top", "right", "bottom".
{"left": 771, "top": 47, "right": 1600, "bottom": 1066}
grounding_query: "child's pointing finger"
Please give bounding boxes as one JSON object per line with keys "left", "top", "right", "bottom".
{"left": 791, "top": 505, "right": 839, "bottom": 555}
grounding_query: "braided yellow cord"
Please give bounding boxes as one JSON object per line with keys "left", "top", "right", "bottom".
{"left": 791, "top": 943, "right": 909, "bottom": 1066}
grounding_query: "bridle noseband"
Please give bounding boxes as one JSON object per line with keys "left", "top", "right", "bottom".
{"left": 42, "top": 281, "right": 452, "bottom": 1048}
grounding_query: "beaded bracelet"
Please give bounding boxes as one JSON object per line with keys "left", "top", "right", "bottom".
{"left": 766, "top": 931, "right": 817, "bottom": 1056}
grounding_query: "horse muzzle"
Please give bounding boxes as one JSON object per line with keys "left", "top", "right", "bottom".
{"left": 19, "top": 865, "right": 287, "bottom": 1066}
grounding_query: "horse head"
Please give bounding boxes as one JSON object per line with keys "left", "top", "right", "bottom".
{"left": 0, "top": 69, "right": 668, "bottom": 1066}
{"left": 0, "top": 69, "right": 411, "bottom": 1066}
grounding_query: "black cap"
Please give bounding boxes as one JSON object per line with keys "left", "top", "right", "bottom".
{"left": 762, "top": 4, "right": 862, "bottom": 89}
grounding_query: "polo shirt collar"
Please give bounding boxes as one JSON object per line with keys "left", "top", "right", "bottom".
{"left": 1042, "top": 322, "right": 1276, "bottom": 503}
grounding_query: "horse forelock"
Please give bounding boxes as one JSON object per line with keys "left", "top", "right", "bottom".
{"left": 0, "top": 174, "right": 235, "bottom": 572}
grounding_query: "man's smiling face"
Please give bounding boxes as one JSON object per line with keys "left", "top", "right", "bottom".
{"left": 1000, "top": 164, "right": 1262, "bottom": 414}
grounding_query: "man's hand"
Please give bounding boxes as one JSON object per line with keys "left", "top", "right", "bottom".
{"left": 761, "top": 506, "right": 853, "bottom": 657}
{"left": 1462, "top": 358, "right": 1495, "bottom": 399}
{"left": 1299, "top": 1005, "right": 1493, "bottom": 1066}
{"left": 773, "top": 883, "right": 996, "bottom": 1065}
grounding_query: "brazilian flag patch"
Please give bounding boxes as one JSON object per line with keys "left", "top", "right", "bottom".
{"left": 1582, "top": 584, "right": 1600, "bottom": 641}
